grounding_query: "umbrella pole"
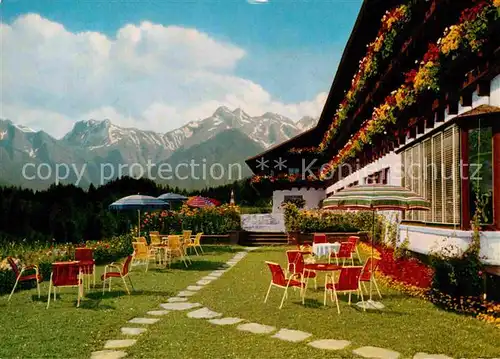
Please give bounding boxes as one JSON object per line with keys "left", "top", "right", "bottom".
{"left": 370, "top": 209, "right": 375, "bottom": 301}
{"left": 138, "top": 209, "right": 141, "bottom": 237}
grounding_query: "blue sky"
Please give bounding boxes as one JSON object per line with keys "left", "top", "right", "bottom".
{"left": 0, "top": 0, "right": 362, "bottom": 137}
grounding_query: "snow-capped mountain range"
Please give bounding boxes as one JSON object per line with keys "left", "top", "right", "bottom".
{"left": 0, "top": 106, "right": 317, "bottom": 189}
{"left": 63, "top": 106, "right": 315, "bottom": 153}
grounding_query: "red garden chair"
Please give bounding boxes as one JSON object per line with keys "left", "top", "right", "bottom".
{"left": 264, "top": 261, "right": 305, "bottom": 309}
{"left": 324, "top": 266, "right": 365, "bottom": 313}
{"left": 101, "top": 255, "right": 134, "bottom": 295}
{"left": 286, "top": 250, "right": 317, "bottom": 290}
{"left": 330, "top": 242, "right": 355, "bottom": 266}
{"left": 313, "top": 233, "right": 327, "bottom": 244}
{"left": 347, "top": 236, "right": 362, "bottom": 262}
{"left": 7, "top": 257, "right": 42, "bottom": 301}
{"left": 47, "top": 262, "right": 83, "bottom": 309}
{"left": 360, "top": 257, "right": 382, "bottom": 299}
{"left": 75, "top": 248, "right": 95, "bottom": 290}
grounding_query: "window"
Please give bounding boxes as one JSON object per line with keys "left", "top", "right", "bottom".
{"left": 284, "top": 195, "right": 304, "bottom": 202}
{"left": 402, "top": 125, "right": 460, "bottom": 224}
{"left": 288, "top": 168, "right": 300, "bottom": 175}
{"left": 365, "top": 168, "right": 389, "bottom": 185}
{"left": 468, "top": 125, "right": 493, "bottom": 224}
{"left": 348, "top": 181, "right": 359, "bottom": 188}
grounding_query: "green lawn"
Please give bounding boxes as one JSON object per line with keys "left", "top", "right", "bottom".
{"left": 131, "top": 247, "right": 500, "bottom": 359}
{"left": 1, "top": 246, "right": 499, "bottom": 359}
{"left": 0, "top": 246, "right": 237, "bottom": 359}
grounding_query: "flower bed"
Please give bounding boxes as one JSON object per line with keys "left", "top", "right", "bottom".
{"left": 290, "top": 3, "right": 413, "bottom": 154}
{"left": 0, "top": 235, "right": 133, "bottom": 295}
{"left": 139, "top": 205, "right": 241, "bottom": 236}
{"left": 359, "top": 242, "right": 500, "bottom": 328}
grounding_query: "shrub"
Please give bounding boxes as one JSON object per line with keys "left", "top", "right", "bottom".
{"left": 282, "top": 204, "right": 385, "bottom": 243}
{"left": 140, "top": 205, "right": 241, "bottom": 236}
{"left": 281, "top": 197, "right": 306, "bottom": 209}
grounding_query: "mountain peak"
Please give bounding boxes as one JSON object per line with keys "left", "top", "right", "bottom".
{"left": 213, "top": 106, "right": 232, "bottom": 117}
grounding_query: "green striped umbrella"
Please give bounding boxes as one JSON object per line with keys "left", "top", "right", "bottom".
{"left": 322, "top": 185, "right": 430, "bottom": 211}
{"left": 322, "top": 184, "right": 430, "bottom": 309}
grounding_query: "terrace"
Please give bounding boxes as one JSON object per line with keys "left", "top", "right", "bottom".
{"left": 1, "top": 240, "right": 499, "bottom": 359}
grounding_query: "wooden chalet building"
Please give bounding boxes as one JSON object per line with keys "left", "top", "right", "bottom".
{"left": 246, "top": 0, "right": 500, "bottom": 270}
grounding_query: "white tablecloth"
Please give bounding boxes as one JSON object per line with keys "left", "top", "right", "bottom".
{"left": 312, "top": 243, "right": 341, "bottom": 258}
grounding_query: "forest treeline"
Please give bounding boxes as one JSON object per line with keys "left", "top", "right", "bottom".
{"left": 0, "top": 177, "right": 272, "bottom": 244}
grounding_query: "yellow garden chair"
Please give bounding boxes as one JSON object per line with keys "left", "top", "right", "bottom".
{"left": 186, "top": 232, "right": 204, "bottom": 255}
{"left": 167, "top": 235, "right": 190, "bottom": 267}
{"left": 132, "top": 242, "right": 154, "bottom": 272}
{"left": 149, "top": 233, "right": 166, "bottom": 265}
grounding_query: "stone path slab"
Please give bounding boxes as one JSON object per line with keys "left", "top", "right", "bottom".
{"left": 196, "top": 279, "right": 212, "bottom": 286}
{"left": 212, "top": 270, "right": 226, "bottom": 274}
{"left": 237, "top": 323, "right": 276, "bottom": 335}
{"left": 146, "top": 310, "right": 170, "bottom": 316}
{"left": 201, "top": 276, "right": 218, "bottom": 281}
{"left": 208, "top": 272, "right": 223, "bottom": 278}
{"left": 120, "top": 327, "right": 147, "bottom": 336}
{"left": 208, "top": 317, "right": 244, "bottom": 326}
{"left": 308, "top": 339, "right": 351, "bottom": 350}
{"left": 272, "top": 329, "right": 312, "bottom": 342}
{"left": 167, "top": 297, "right": 188, "bottom": 303}
{"left": 186, "top": 285, "right": 203, "bottom": 291}
{"left": 413, "top": 354, "right": 453, "bottom": 359}
{"left": 353, "top": 346, "right": 400, "bottom": 359}
{"left": 187, "top": 307, "right": 222, "bottom": 319}
{"left": 177, "top": 290, "right": 196, "bottom": 297}
{"left": 104, "top": 340, "right": 137, "bottom": 349}
{"left": 127, "top": 318, "right": 159, "bottom": 325}
{"left": 91, "top": 350, "right": 128, "bottom": 359}
{"left": 160, "top": 302, "right": 201, "bottom": 311}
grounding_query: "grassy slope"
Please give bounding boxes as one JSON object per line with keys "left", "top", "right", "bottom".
{"left": 2, "top": 246, "right": 499, "bottom": 358}
{"left": 0, "top": 246, "right": 237, "bottom": 359}
{"left": 131, "top": 247, "right": 500, "bottom": 359}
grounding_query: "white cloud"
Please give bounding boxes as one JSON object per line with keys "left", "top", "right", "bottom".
{"left": 0, "top": 13, "right": 327, "bottom": 138}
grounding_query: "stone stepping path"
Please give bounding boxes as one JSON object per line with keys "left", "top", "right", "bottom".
{"left": 127, "top": 318, "right": 159, "bottom": 325}
{"left": 272, "top": 329, "right": 312, "bottom": 343}
{"left": 196, "top": 279, "right": 212, "bottom": 286}
{"left": 237, "top": 322, "right": 276, "bottom": 335}
{"left": 104, "top": 340, "right": 137, "bottom": 349}
{"left": 120, "top": 327, "right": 147, "bottom": 336}
{"left": 166, "top": 297, "right": 188, "bottom": 303}
{"left": 92, "top": 248, "right": 431, "bottom": 359}
{"left": 92, "top": 249, "right": 252, "bottom": 358}
{"left": 187, "top": 307, "right": 222, "bottom": 319}
{"left": 186, "top": 285, "right": 203, "bottom": 291}
{"left": 209, "top": 272, "right": 224, "bottom": 278}
{"left": 308, "top": 339, "right": 351, "bottom": 351}
{"left": 353, "top": 346, "right": 400, "bottom": 359}
{"left": 91, "top": 350, "right": 128, "bottom": 359}
{"left": 160, "top": 302, "right": 201, "bottom": 311}
{"left": 212, "top": 270, "right": 226, "bottom": 274}
{"left": 208, "top": 317, "right": 244, "bottom": 326}
{"left": 413, "top": 354, "right": 453, "bottom": 359}
{"left": 146, "top": 310, "right": 169, "bottom": 316}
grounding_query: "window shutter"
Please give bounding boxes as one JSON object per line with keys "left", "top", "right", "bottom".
{"left": 443, "top": 126, "right": 460, "bottom": 224}
{"left": 423, "top": 139, "right": 433, "bottom": 222}
{"left": 433, "top": 133, "right": 444, "bottom": 223}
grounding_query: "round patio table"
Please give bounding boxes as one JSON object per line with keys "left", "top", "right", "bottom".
{"left": 312, "top": 242, "right": 341, "bottom": 259}
{"left": 302, "top": 263, "right": 341, "bottom": 299}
